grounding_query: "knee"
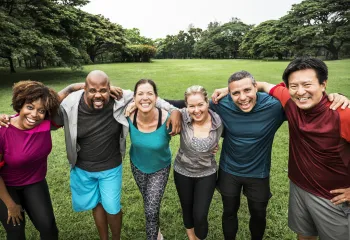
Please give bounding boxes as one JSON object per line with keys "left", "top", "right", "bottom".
{"left": 36, "top": 218, "right": 58, "bottom": 236}
{"left": 144, "top": 207, "right": 159, "bottom": 222}
{"left": 248, "top": 201, "right": 268, "bottom": 219}
{"left": 193, "top": 211, "right": 207, "bottom": 227}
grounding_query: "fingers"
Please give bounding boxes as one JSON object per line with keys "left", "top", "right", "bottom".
{"left": 328, "top": 94, "right": 334, "bottom": 102}
{"left": 211, "top": 92, "right": 219, "bottom": 104}
{"left": 341, "top": 99, "right": 350, "bottom": 109}
{"left": 0, "top": 114, "right": 10, "bottom": 128}
{"left": 330, "top": 189, "right": 345, "bottom": 194}
{"left": 331, "top": 195, "right": 347, "bottom": 205}
{"left": 329, "top": 95, "right": 350, "bottom": 110}
{"left": 166, "top": 118, "right": 171, "bottom": 131}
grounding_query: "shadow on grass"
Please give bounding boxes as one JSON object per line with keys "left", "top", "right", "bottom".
{"left": 0, "top": 68, "right": 88, "bottom": 89}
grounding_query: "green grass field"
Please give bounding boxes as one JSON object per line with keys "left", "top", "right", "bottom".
{"left": 0, "top": 59, "right": 349, "bottom": 239}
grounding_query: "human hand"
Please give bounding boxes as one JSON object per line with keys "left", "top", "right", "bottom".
{"left": 110, "top": 86, "right": 123, "bottom": 100}
{"left": 124, "top": 102, "right": 136, "bottom": 117}
{"left": 211, "top": 88, "right": 229, "bottom": 104}
{"left": 328, "top": 93, "right": 350, "bottom": 110}
{"left": 330, "top": 187, "right": 350, "bottom": 205}
{"left": 167, "top": 110, "right": 181, "bottom": 136}
{"left": 7, "top": 203, "right": 23, "bottom": 226}
{"left": 212, "top": 144, "right": 219, "bottom": 154}
{"left": 0, "top": 114, "right": 10, "bottom": 128}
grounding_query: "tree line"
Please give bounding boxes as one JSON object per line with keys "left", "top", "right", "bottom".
{"left": 0, "top": 0, "right": 155, "bottom": 73}
{"left": 155, "top": 0, "right": 350, "bottom": 61}
{"left": 1, "top": 0, "right": 349, "bottom": 73}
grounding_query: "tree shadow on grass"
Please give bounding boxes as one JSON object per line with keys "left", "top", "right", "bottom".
{"left": 0, "top": 68, "right": 88, "bottom": 89}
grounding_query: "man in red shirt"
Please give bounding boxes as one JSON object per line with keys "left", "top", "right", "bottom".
{"left": 259, "top": 57, "right": 350, "bottom": 240}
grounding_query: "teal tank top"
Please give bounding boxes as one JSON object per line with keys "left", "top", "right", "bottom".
{"left": 127, "top": 112, "right": 171, "bottom": 174}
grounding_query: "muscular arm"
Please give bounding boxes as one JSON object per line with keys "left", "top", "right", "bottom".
{"left": 57, "top": 83, "right": 85, "bottom": 103}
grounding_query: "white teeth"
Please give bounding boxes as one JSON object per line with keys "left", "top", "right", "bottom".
{"left": 26, "top": 118, "right": 35, "bottom": 123}
{"left": 141, "top": 103, "right": 150, "bottom": 107}
{"left": 298, "top": 98, "right": 309, "bottom": 102}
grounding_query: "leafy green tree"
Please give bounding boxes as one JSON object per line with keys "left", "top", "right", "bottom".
{"left": 85, "top": 14, "right": 127, "bottom": 63}
{"left": 285, "top": 0, "right": 350, "bottom": 59}
{"left": 125, "top": 28, "right": 154, "bottom": 45}
{"left": 240, "top": 20, "right": 290, "bottom": 59}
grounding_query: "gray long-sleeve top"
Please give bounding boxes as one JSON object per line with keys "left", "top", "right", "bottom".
{"left": 174, "top": 108, "right": 223, "bottom": 177}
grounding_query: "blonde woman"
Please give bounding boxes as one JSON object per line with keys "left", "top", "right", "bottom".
{"left": 174, "top": 86, "right": 223, "bottom": 240}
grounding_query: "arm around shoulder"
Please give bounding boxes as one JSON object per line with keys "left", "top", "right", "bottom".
{"left": 256, "top": 82, "right": 276, "bottom": 94}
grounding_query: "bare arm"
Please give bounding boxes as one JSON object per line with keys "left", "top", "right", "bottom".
{"left": 256, "top": 82, "right": 276, "bottom": 93}
{"left": 0, "top": 174, "right": 23, "bottom": 226}
{"left": 57, "top": 83, "right": 85, "bottom": 103}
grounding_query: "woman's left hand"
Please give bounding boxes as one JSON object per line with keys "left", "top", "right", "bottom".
{"left": 330, "top": 187, "right": 350, "bottom": 205}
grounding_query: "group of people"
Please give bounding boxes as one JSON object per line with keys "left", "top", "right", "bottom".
{"left": 0, "top": 57, "right": 349, "bottom": 240}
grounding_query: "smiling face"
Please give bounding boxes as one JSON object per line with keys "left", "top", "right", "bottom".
{"left": 134, "top": 83, "right": 157, "bottom": 113}
{"left": 229, "top": 77, "right": 257, "bottom": 112}
{"left": 288, "top": 68, "right": 327, "bottom": 110}
{"left": 17, "top": 99, "right": 46, "bottom": 130}
{"left": 186, "top": 93, "right": 209, "bottom": 123}
{"left": 84, "top": 72, "right": 110, "bottom": 110}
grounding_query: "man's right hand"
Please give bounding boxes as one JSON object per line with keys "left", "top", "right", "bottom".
{"left": 0, "top": 114, "right": 10, "bottom": 128}
{"left": 7, "top": 203, "right": 23, "bottom": 226}
{"left": 211, "top": 88, "right": 229, "bottom": 104}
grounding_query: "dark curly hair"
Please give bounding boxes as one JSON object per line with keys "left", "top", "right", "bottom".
{"left": 12, "top": 80, "right": 60, "bottom": 118}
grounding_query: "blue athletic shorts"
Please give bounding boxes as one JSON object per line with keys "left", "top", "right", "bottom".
{"left": 70, "top": 165, "right": 122, "bottom": 214}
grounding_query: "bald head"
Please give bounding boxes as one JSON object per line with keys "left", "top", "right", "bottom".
{"left": 84, "top": 70, "right": 111, "bottom": 110}
{"left": 86, "top": 70, "right": 110, "bottom": 86}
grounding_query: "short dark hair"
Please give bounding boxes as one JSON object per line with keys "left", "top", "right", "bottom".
{"left": 12, "top": 80, "right": 60, "bottom": 118}
{"left": 282, "top": 57, "right": 328, "bottom": 87}
{"left": 133, "top": 79, "right": 158, "bottom": 96}
{"left": 228, "top": 70, "right": 256, "bottom": 85}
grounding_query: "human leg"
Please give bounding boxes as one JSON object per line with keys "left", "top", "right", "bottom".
{"left": 70, "top": 167, "right": 104, "bottom": 239}
{"left": 99, "top": 165, "right": 123, "bottom": 240}
{"left": 247, "top": 199, "right": 268, "bottom": 240}
{"left": 0, "top": 186, "right": 26, "bottom": 240}
{"left": 217, "top": 169, "right": 243, "bottom": 240}
{"left": 22, "top": 179, "right": 58, "bottom": 240}
{"left": 221, "top": 195, "right": 241, "bottom": 240}
{"left": 243, "top": 177, "right": 271, "bottom": 240}
{"left": 142, "top": 166, "right": 170, "bottom": 240}
{"left": 174, "top": 170, "right": 195, "bottom": 239}
{"left": 92, "top": 204, "right": 108, "bottom": 240}
{"left": 192, "top": 172, "right": 216, "bottom": 239}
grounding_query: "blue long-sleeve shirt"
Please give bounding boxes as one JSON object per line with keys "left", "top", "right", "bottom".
{"left": 210, "top": 92, "right": 285, "bottom": 178}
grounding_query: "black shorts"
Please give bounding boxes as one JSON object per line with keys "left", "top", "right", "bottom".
{"left": 216, "top": 168, "right": 272, "bottom": 202}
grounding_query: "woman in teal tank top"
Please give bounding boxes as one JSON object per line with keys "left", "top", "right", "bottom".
{"left": 127, "top": 79, "right": 171, "bottom": 240}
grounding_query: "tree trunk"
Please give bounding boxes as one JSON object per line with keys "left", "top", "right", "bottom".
{"left": 8, "top": 57, "right": 16, "bottom": 73}
{"left": 89, "top": 54, "right": 95, "bottom": 63}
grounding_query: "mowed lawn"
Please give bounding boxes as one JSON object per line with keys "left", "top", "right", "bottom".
{"left": 0, "top": 59, "right": 349, "bottom": 239}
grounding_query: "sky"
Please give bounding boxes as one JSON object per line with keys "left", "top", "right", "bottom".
{"left": 81, "top": 0, "right": 303, "bottom": 39}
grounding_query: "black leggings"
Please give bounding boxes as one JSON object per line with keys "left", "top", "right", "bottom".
{"left": 221, "top": 195, "right": 268, "bottom": 240}
{"left": 174, "top": 171, "right": 217, "bottom": 240}
{"left": 0, "top": 179, "right": 58, "bottom": 240}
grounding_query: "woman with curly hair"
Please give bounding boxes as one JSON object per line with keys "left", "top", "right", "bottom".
{"left": 0, "top": 80, "right": 61, "bottom": 240}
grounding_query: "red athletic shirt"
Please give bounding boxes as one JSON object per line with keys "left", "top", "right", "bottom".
{"left": 270, "top": 83, "right": 350, "bottom": 200}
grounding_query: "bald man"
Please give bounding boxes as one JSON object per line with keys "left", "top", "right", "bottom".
{"left": 53, "top": 70, "right": 180, "bottom": 240}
